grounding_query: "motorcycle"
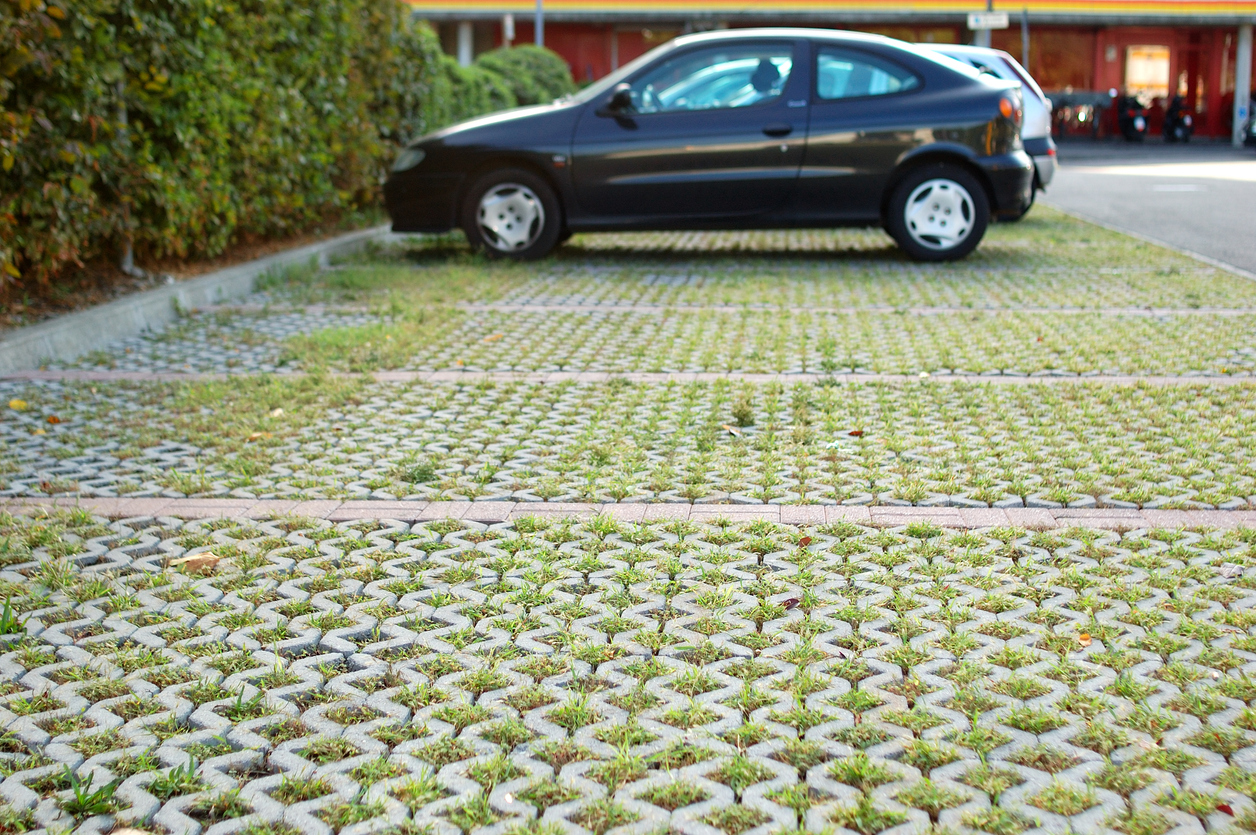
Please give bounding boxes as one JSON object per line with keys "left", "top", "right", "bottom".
{"left": 1162, "top": 95, "right": 1193, "bottom": 143}
{"left": 1116, "top": 95, "right": 1148, "bottom": 141}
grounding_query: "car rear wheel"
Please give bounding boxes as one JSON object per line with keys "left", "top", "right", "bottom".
{"left": 885, "top": 164, "right": 989, "bottom": 261}
{"left": 462, "top": 168, "right": 561, "bottom": 260}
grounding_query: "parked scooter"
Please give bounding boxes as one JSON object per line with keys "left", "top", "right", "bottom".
{"left": 1117, "top": 95, "right": 1148, "bottom": 141}
{"left": 1162, "top": 95, "right": 1193, "bottom": 142}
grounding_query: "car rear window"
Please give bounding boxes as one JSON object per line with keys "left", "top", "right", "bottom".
{"left": 816, "top": 47, "right": 920, "bottom": 99}
{"left": 998, "top": 53, "right": 1048, "bottom": 104}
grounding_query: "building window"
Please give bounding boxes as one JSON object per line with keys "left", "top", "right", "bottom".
{"left": 1125, "top": 45, "right": 1170, "bottom": 100}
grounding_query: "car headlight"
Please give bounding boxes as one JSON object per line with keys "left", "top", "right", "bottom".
{"left": 392, "top": 148, "right": 426, "bottom": 172}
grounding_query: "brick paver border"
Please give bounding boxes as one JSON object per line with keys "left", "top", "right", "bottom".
{"left": 5, "top": 369, "right": 1252, "bottom": 385}
{"left": 4, "top": 497, "right": 1255, "bottom": 529}
{"left": 464, "top": 302, "right": 1256, "bottom": 317}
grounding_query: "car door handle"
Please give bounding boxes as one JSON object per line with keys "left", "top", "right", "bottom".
{"left": 762, "top": 124, "right": 793, "bottom": 137}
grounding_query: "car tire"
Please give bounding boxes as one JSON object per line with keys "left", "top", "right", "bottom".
{"left": 885, "top": 164, "right": 990, "bottom": 261}
{"left": 462, "top": 168, "right": 561, "bottom": 260}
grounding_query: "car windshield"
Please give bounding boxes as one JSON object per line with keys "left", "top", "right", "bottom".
{"left": 914, "top": 48, "right": 985, "bottom": 80}
{"left": 997, "top": 52, "right": 1048, "bottom": 103}
{"left": 569, "top": 43, "right": 674, "bottom": 104}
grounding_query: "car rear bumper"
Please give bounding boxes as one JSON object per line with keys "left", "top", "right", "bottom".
{"left": 976, "top": 150, "right": 1035, "bottom": 218}
{"left": 1023, "top": 135, "right": 1057, "bottom": 187}
{"left": 383, "top": 172, "right": 462, "bottom": 233}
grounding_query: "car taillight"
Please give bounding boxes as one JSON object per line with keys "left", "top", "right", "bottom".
{"left": 998, "top": 96, "right": 1022, "bottom": 127}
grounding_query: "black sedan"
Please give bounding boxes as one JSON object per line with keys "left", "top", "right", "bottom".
{"left": 385, "top": 28, "right": 1033, "bottom": 261}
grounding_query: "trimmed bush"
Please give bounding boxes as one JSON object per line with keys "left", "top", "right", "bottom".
{"left": 475, "top": 45, "right": 577, "bottom": 106}
{"left": 0, "top": 1, "right": 567, "bottom": 295}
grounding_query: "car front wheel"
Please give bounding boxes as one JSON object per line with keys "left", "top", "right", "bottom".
{"left": 462, "top": 168, "right": 561, "bottom": 260}
{"left": 885, "top": 164, "right": 989, "bottom": 261}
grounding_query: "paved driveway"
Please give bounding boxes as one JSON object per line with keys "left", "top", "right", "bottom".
{"left": 1045, "top": 142, "right": 1256, "bottom": 275}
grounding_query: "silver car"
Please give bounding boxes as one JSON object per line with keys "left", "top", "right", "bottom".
{"left": 919, "top": 44, "right": 1055, "bottom": 218}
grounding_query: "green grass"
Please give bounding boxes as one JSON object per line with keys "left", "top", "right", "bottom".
{"left": 19, "top": 377, "right": 1256, "bottom": 508}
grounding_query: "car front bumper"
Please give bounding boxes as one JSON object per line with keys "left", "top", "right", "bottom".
{"left": 1023, "top": 136, "right": 1057, "bottom": 188}
{"left": 383, "top": 170, "right": 462, "bottom": 233}
{"left": 976, "top": 150, "right": 1035, "bottom": 219}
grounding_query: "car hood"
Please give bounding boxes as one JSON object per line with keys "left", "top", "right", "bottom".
{"left": 420, "top": 100, "right": 580, "bottom": 148}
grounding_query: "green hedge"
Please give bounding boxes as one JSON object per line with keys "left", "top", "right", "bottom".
{"left": 0, "top": 1, "right": 573, "bottom": 290}
{"left": 476, "top": 44, "right": 577, "bottom": 106}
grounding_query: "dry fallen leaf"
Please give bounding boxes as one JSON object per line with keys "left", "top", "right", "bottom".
{"left": 1220, "top": 563, "right": 1244, "bottom": 578}
{"left": 721, "top": 424, "right": 742, "bottom": 437}
{"left": 484, "top": 333, "right": 505, "bottom": 342}
{"left": 1077, "top": 633, "right": 1092, "bottom": 648}
{"left": 170, "top": 553, "right": 222, "bottom": 574}
{"left": 848, "top": 429, "right": 864, "bottom": 437}
{"left": 268, "top": 407, "right": 284, "bottom": 418}
{"left": 46, "top": 415, "right": 62, "bottom": 424}
{"left": 8, "top": 399, "right": 27, "bottom": 410}
{"left": 1218, "top": 804, "right": 1235, "bottom": 816}
{"left": 782, "top": 597, "right": 801, "bottom": 610}
{"left": 247, "top": 432, "right": 273, "bottom": 442}
{"left": 798, "top": 536, "right": 812, "bottom": 548}
{"left": 31, "top": 428, "right": 45, "bottom": 435}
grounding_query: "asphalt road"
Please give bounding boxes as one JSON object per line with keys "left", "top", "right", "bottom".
{"left": 1043, "top": 142, "right": 1256, "bottom": 275}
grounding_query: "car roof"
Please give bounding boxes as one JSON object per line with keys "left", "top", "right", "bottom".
{"left": 919, "top": 43, "right": 1009, "bottom": 57}
{"left": 673, "top": 27, "right": 907, "bottom": 49}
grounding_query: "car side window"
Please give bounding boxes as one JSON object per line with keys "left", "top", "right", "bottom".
{"left": 628, "top": 44, "right": 794, "bottom": 114}
{"left": 816, "top": 48, "right": 920, "bottom": 100}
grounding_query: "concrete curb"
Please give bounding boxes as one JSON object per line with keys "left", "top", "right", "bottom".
{"left": 0, "top": 224, "right": 392, "bottom": 374}
{"left": 5, "top": 497, "right": 1256, "bottom": 529}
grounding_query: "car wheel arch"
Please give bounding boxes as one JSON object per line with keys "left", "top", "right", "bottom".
{"left": 880, "top": 151, "right": 996, "bottom": 226}
{"left": 459, "top": 157, "right": 567, "bottom": 231}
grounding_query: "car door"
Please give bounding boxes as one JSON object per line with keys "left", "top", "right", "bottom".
{"left": 794, "top": 45, "right": 925, "bottom": 221}
{"left": 571, "top": 39, "right": 809, "bottom": 222}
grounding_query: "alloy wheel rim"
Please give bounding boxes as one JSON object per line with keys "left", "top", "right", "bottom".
{"left": 904, "top": 179, "right": 974, "bottom": 250}
{"left": 477, "top": 184, "right": 545, "bottom": 252}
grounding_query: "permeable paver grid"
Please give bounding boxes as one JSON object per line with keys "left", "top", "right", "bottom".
{"left": 4, "top": 510, "right": 1256, "bottom": 835}
{"left": 3, "top": 212, "right": 1256, "bottom": 834}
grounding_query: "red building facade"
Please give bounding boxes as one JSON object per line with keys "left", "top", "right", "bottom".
{"left": 422, "top": 0, "right": 1256, "bottom": 138}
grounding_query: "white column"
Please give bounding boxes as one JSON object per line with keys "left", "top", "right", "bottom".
{"left": 1235, "top": 23, "right": 1253, "bottom": 147}
{"left": 974, "top": 29, "right": 992, "bottom": 47}
{"left": 535, "top": 0, "right": 544, "bottom": 47}
{"left": 457, "top": 21, "right": 474, "bottom": 67}
{"left": 1021, "top": 8, "right": 1030, "bottom": 68}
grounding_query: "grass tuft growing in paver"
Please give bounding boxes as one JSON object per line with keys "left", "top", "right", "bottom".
{"left": 1, "top": 469, "right": 1256, "bottom": 832}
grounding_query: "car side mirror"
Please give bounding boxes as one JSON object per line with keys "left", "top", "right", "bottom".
{"left": 600, "top": 83, "right": 633, "bottom": 115}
